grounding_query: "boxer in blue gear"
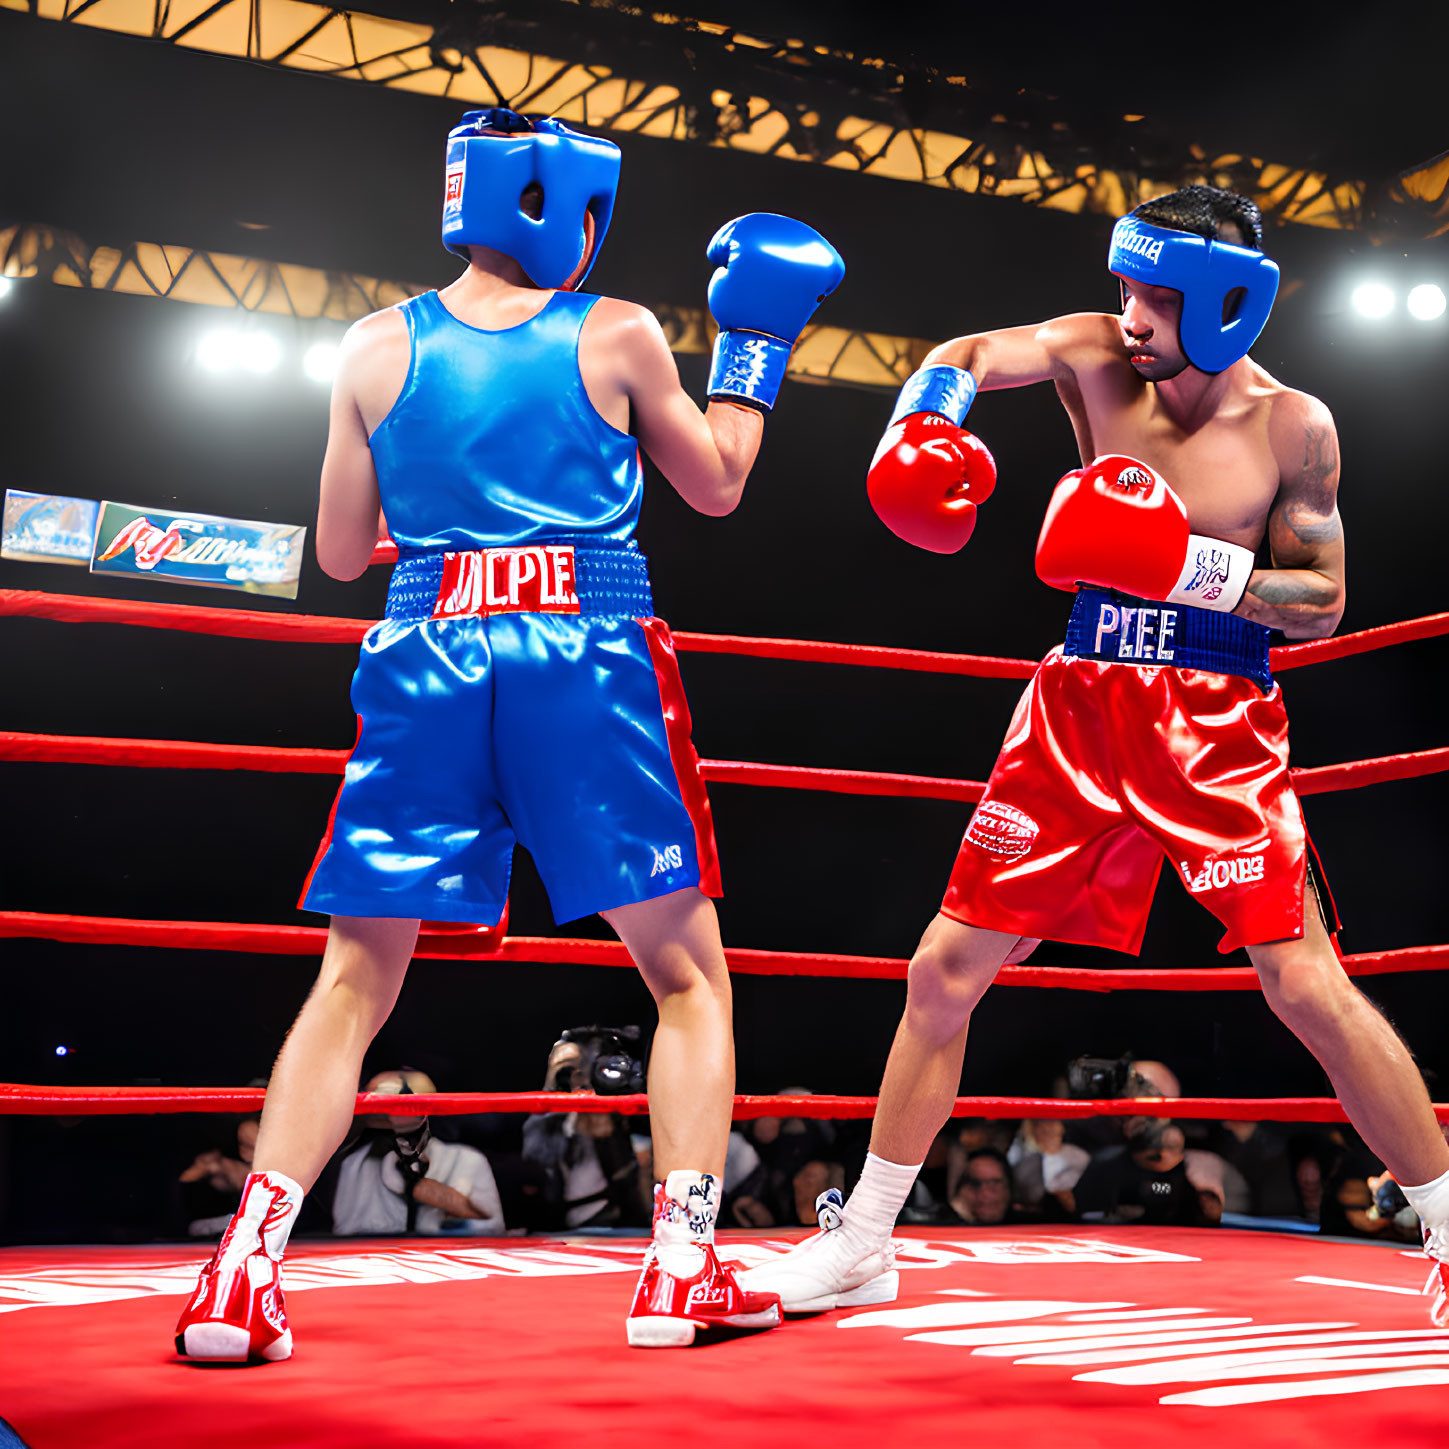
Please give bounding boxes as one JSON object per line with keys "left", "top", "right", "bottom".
{"left": 175, "top": 107, "right": 844, "bottom": 1361}
{"left": 298, "top": 284, "right": 705, "bottom": 926}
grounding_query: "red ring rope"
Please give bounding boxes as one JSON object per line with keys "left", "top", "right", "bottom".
{"left": 4, "top": 588, "right": 1447, "bottom": 675}
{"left": 3, "top": 730, "right": 1446, "bottom": 800}
{"left": 6, "top": 588, "right": 1449, "bottom": 1131}
{"left": 2, "top": 592, "right": 1447, "bottom": 984}
{"left": 0, "top": 911, "right": 1443, "bottom": 989}
{"left": 2, "top": 1083, "right": 1445, "bottom": 1123}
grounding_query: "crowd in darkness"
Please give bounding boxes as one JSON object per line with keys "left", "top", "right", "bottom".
{"left": 160, "top": 1043, "right": 1431, "bottom": 1250}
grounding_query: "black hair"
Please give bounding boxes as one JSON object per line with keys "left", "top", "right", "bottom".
{"left": 963, "top": 1147, "right": 1013, "bottom": 1181}
{"left": 1132, "top": 184, "right": 1264, "bottom": 251}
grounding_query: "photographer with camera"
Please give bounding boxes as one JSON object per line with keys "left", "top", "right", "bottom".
{"left": 1062, "top": 1055, "right": 1226, "bottom": 1225}
{"left": 521, "top": 1027, "right": 652, "bottom": 1230}
{"left": 331, "top": 1069, "right": 505, "bottom": 1236}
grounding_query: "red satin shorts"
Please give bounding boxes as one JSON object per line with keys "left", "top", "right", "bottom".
{"left": 942, "top": 649, "right": 1334, "bottom": 954}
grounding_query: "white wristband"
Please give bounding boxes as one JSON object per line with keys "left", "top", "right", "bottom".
{"left": 1167, "top": 536, "right": 1255, "bottom": 612}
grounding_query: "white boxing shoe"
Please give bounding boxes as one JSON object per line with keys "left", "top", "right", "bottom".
{"left": 1422, "top": 1221, "right": 1449, "bottom": 1328}
{"left": 736, "top": 1189, "right": 900, "bottom": 1314}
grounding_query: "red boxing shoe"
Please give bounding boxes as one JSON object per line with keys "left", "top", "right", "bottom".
{"left": 626, "top": 1171, "right": 781, "bottom": 1348}
{"left": 175, "top": 1169, "right": 301, "bottom": 1363}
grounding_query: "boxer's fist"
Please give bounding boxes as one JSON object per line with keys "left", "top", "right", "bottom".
{"left": 868, "top": 413, "right": 997, "bottom": 554}
{"left": 1035, "top": 455, "right": 1190, "bottom": 599}
{"left": 706, "top": 213, "right": 845, "bottom": 341}
{"left": 706, "top": 213, "right": 845, "bottom": 411}
{"left": 1035, "top": 454, "right": 1255, "bottom": 611}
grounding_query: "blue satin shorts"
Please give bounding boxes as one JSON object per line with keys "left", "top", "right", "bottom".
{"left": 301, "top": 543, "right": 721, "bottom": 926}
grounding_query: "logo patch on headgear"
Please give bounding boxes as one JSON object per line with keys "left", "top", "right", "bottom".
{"left": 1113, "top": 225, "right": 1165, "bottom": 265}
{"left": 965, "top": 800, "right": 1040, "bottom": 862}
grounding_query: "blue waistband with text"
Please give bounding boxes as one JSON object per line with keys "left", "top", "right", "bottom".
{"left": 385, "top": 537, "right": 654, "bottom": 622}
{"left": 1064, "top": 587, "right": 1273, "bottom": 691}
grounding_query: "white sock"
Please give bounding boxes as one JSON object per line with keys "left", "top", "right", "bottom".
{"left": 1401, "top": 1165, "right": 1449, "bottom": 1233}
{"left": 843, "top": 1152, "right": 922, "bottom": 1245}
{"left": 653, "top": 1170, "right": 717, "bottom": 1273}
{"left": 656, "top": 1170, "right": 718, "bottom": 1244}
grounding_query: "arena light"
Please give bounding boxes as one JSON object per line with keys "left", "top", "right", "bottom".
{"left": 238, "top": 332, "right": 282, "bottom": 374}
{"left": 1350, "top": 281, "right": 1395, "bottom": 319}
{"left": 196, "top": 327, "right": 242, "bottom": 372}
{"left": 197, "top": 328, "right": 283, "bottom": 374}
{"left": 0, "top": 276, "right": 13, "bottom": 301}
{"left": 303, "top": 341, "right": 340, "bottom": 383}
{"left": 1407, "top": 283, "right": 1446, "bottom": 321}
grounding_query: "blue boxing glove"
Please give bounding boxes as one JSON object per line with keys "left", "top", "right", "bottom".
{"left": 705, "top": 213, "right": 845, "bottom": 412}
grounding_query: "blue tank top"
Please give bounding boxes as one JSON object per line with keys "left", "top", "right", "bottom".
{"left": 368, "top": 290, "right": 644, "bottom": 552}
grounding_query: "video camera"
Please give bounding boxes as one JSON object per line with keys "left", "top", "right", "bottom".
{"left": 1067, "top": 1054, "right": 1175, "bottom": 1155}
{"left": 1065, "top": 1053, "right": 1160, "bottom": 1102}
{"left": 547, "top": 1024, "right": 646, "bottom": 1096}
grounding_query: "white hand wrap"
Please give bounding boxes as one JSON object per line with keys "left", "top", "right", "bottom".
{"left": 1167, "top": 535, "right": 1255, "bottom": 612}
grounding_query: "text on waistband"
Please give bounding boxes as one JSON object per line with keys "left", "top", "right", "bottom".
{"left": 1093, "top": 601, "right": 1178, "bottom": 662}
{"left": 434, "top": 545, "right": 580, "bottom": 619}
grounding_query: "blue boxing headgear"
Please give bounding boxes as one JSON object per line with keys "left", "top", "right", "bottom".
{"left": 1108, "top": 216, "right": 1280, "bottom": 373}
{"left": 441, "top": 108, "right": 621, "bottom": 290}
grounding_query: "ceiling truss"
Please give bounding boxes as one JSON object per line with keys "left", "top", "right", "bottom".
{"left": 0, "top": 222, "right": 927, "bottom": 389}
{"left": 4, "top": 0, "right": 1385, "bottom": 232}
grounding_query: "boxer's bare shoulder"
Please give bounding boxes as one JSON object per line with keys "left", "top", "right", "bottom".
{"left": 336, "top": 304, "right": 413, "bottom": 437}
{"left": 578, "top": 295, "right": 674, "bottom": 433}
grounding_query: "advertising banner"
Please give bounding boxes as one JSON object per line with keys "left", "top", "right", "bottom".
{"left": 90, "top": 501, "right": 306, "bottom": 599}
{"left": 1, "top": 490, "right": 101, "bottom": 565}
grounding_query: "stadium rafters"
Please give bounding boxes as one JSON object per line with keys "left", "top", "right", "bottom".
{"left": 11, "top": 0, "right": 1444, "bottom": 236}
{"left": 0, "top": 223, "right": 925, "bottom": 389}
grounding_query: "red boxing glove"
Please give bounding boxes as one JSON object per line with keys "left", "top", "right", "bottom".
{"left": 1035, "top": 454, "right": 1255, "bottom": 611}
{"left": 867, "top": 414, "right": 997, "bottom": 554}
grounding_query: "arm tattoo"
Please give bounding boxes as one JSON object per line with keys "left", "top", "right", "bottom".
{"left": 1266, "top": 419, "right": 1343, "bottom": 564}
{"left": 1301, "top": 423, "right": 1337, "bottom": 500}
{"left": 1279, "top": 500, "right": 1343, "bottom": 548}
{"left": 1278, "top": 423, "right": 1342, "bottom": 549}
{"left": 1239, "top": 415, "right": 1346, "bottom": 638}
{"left": 1246, "top": 571, "right": 1339, "bottom": 608}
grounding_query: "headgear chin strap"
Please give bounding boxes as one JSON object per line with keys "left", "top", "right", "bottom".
{"left": 1108, "top": 216, "right": 1280, "bottom": 374}
{"left": 442, "top": 107, "right": 621, "bottom": 290}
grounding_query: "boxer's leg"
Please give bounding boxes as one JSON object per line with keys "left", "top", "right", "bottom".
{"left": 602, "top": 886, "right": 732, "bottom": 1181}
{"left": 176, "top": 915, "right": 420, "bottom": 1361}
{"left": 253, "top": 913, "right": 421, "bottom": 1190}
{"left": 606, "top": 887, "right": 781, "bottom": 1345}
{"left": 869, "top": 914, "right": 1019, "bottom": 1168}
{"left": 1250, "top": 903, "right": 1449, "bottom": 1187}
{"left": 738, "top": 917, "right": 1019, "bottom": 1313}
{"left": 1250, "top": 903, "right": 1449, "bottom": 1323}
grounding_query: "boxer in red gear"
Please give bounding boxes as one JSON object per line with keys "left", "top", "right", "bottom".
{"left": 741, "top": 184, "right": 1449, "bottom": 1323}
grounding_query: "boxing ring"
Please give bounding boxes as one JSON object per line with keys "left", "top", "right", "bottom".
{"left": 2, "top": 576, "right": 1449, "bottom": 1446}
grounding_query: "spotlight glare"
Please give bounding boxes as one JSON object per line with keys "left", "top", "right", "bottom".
{"left": 54, "top": 1045, "right": 70, "bottom": 1057}
{"left": 196, "top": 328, "right": 240, "bottom": 372}
{"left": 0, "top": 276, "right": 13, "bottom": 301}
{"left": 1407, "top": 283, "right": 1446, "bottom": 321}
{"left": 303, "top": 341, "right": 340, "bottom": 383}
{"left": 238, "top": 332, "right": 282, "bottom": 374}
{"left": 1351, "top": 281, "right": 1395, "bottom": 319}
